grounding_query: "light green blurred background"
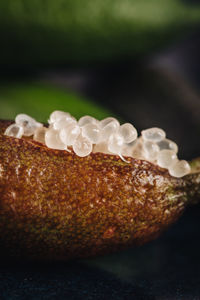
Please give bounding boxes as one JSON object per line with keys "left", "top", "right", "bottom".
{"left": 0, "top": 82, "right": 113, "bottom": 122}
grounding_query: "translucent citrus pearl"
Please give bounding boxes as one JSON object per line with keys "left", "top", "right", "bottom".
{"left": 157, "top": 139, "right": 178, "bottom": 153}
{"left": 118, "top": 123, "right": 137, "bottom": 143}
{"left": 142, "top": 127, "right": 166, "bottom": 142}
{"left": 108, "top": 133, "right": 124, "bottom": 155}
{"left": 33, "top": 126, "right": 47, "bottom": 144}
{"left": 45, "top": 128, "right": 66, "bottom": 150}
{"left": 100, "top": 117, "right": 119, "bottom": 128}
{"left": 15, "top": 114, "right": 42, "bottom": 136}
{"left": 53, "top": 116, "right": 76, "bottom": 130}
{"left": 4, "top": 124, "right": 24, "bottom": 139}
{"left": 82, "top": 123, "right": 101, "bottom": 144}
{"left": 130, "top": 137, "right": 146, "bottom": 160}
{"left": 59, "top": 123, "right": 81, "bottom": 146}
{"left": 5, "top": 110, "right": 191, "bottom": 179}
{"left": 93, "top": 142, "right": 112, "bottom": 154}
{"left": 157, "top": 150, "right": 177, "bottom": 168}
{"left": 100, "top": 120, "right": 120, "bottom": 142}
{"left": 169, "top": 160, "right": 191, "bottom": 178}
{"left": 48, "top": 111, "right": 71, "bottom": 124}
{"left": 73, "top": 134, "right": 93, "bottom": 157}
{"left": 108, "top": 133, "right": 129, "bottom": 162}
{"left": 143, "top": 140, "right": 160, "bottom": 161}
{"left": 78, "top": 115, "right": 97, "bottom": 127}
{"left": 121, "top": 139, "right": 138, "bottom": 157}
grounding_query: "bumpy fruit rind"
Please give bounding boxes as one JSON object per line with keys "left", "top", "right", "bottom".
{"left": 0, "top": 120, "right": 198, "bottom": 260}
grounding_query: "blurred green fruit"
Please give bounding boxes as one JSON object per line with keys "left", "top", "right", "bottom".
{"left": 0, "top": 0, "right": 200, "bottom": 65}
{"left": 0, "top": 82, "right": 113, "bottom": 121}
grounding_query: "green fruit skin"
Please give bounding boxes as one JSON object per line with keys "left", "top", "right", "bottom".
{"left": 0, "top": 1, "right": 200, "bottom": 65}
{"left": 0, "top": 120, "right": 194, "bottom": 260}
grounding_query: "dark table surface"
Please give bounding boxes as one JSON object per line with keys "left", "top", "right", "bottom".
{"left": 0, "top": 204, "right": 200, "bottom": 300}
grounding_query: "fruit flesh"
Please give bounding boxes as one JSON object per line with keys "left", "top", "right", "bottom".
{"left": 4, "top": 112, "right": 191, "bottom": 177}
{"left": 0, "top": 120, "right": 198, "bottom": 260}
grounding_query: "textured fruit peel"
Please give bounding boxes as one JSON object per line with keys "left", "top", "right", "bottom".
{"left": 0, "top": 120, "right": 199, "bottom": 260}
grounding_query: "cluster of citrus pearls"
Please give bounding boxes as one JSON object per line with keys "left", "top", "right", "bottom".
{"left": 4, "top": 111, "right": 191, "bottom": 178}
